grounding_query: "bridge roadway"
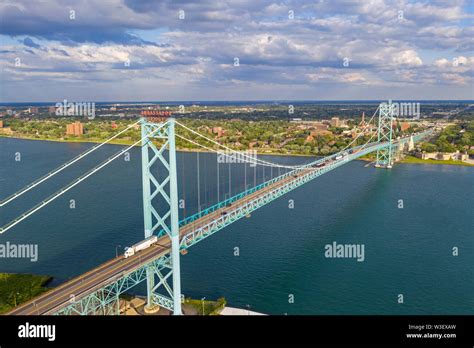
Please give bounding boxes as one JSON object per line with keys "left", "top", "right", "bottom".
{"left": 8, "top": 161, "right": 315, "bottom": 315}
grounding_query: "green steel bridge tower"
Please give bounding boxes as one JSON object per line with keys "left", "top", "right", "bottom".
{"left": 141, "top": 117, "right": 182, "bottom": 315}
{"left": 375, "top": 102, "right": 395, "bottom": 169}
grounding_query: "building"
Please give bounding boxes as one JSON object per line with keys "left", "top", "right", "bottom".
{"left": 212, "top": 127, "right": 224, "bottom": 137}
{"left": 48, "top": 106, "right": 57, "bottom": 114}
{"left": 66, "top": 121, "right": 84, "bottom": 136}
{"left": 0, "top": 120, "right": 3, "bottom": 128}
{"left": 400, "top": 122, "right": 410, "bottom": 132}
{"left": 341, "top": 130, "right": 353, "bottom": 137}
{"left": 331, "top": 117, "right": 340, "bottom": 127}
{"left": 417, "top": 151, "right": 468, "bottom": 161}
{"left": 310, "top": 128, "right": 332, "bottom": 136}
{"left": 27, "top": 107, "right": 39, "bottom": 114}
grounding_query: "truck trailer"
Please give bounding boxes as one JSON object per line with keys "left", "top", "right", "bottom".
{"left": 124, "top": 235, "right": 158, "bottom": 258}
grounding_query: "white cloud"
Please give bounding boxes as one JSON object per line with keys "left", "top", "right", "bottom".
{"left": 392, "top": 50, "right": 423, "bottom": 66}
{"left": 0, "top": 0, "right": 472, "bottom": 101}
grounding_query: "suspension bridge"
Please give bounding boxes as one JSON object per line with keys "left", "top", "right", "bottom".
{"left": 1, "top": 102, "right": 432, "bottom": 315}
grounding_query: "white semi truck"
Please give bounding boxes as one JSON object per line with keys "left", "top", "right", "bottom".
{"left": 124, "top": 235, "right": 158, "bottom": 258}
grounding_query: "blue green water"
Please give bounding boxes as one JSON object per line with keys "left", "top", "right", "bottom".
{"left": 0, "top": 138, "right": 472, "bottom": 314}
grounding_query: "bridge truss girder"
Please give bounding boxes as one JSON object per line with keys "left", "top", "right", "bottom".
{"left": 54, "top": 254, "right": 172, "bottom": 315}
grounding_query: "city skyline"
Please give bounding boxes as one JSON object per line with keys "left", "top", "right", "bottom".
{"left": 0, "top": 0, "right": 473, "bottom": 102}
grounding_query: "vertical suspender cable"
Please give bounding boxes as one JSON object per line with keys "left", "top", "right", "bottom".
{"left": 228, "top": 162, "right": 231, "bottom": 197}
{"left": 217, "top": 153, "right": 220, "bottom": 202}
{"left": 204, "top": 162, "right": 208, "bottom": 209}
{"left": 254, "top": 165, "right": 256, "bottom": 187}
{"left": 244, "top": 161, "right": 247, "bottom": 191}
{"left": 197, "top": 152, "right": 201, "bottom": 212}
{"left": 182, "top": 152, "right": 186, "bottom": 220}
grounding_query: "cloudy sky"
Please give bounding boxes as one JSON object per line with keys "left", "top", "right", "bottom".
{"left": 0, "top": 0, "right": 473, "bottom": 102}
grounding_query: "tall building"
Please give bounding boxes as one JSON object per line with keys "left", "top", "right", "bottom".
{"left": 361, "top": 112, "right": 365, "bottom": 125}
{"left": 0, "top": 120, "right": 3, "bottom": 128}
{"left": 66, "top": 121, "right": 84, "bottom": 136}
{"left": 331, "top": 117, "right": 340, "bottom": 127}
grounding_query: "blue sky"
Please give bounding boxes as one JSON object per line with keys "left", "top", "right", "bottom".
{"left": 0, "top": 0, "right": 472, "bottom": 102}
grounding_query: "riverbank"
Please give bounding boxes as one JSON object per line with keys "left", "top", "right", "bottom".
{"left": 0, "top": 273, "right": 52, "bottom": 314}
{"left": 399, "top": 155, "right": 474, "bottom": 167}
{"left": 2, "top": 135, "right": 472, "bottom": 166}
{"left": 0, "top": 134, "right": 326, "bottom": 158}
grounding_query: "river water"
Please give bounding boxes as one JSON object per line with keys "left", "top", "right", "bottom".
{"left": 0, "top": 138, "right": 472, "bottom": 314}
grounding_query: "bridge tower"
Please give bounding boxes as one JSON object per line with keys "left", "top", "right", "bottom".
{"left": 375, "top": 102, "right": 395, "bottom": 169}
{"left": 408, "top": 135, "right": 415, "bottom": 151}
{"left": 141, "top": 116, "right": 182, "bottom": 315}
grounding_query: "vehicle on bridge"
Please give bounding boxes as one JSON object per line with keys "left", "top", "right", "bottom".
{"left": 124, "top": 235, "right": 158, "bottom": 258}
{"left": 335, "top": 152, "right": 349, "bottom": 161}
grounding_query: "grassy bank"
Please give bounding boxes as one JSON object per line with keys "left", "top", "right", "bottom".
{"left": 0, "top": 273, "right": 52, "bottom": 314}
{"left": 0, "top": 134, "right": 135, "bottom": 146}
{"left": 183, "top": 297, "right": 226, "bottom": 315}
{"left": 400, "top": 155, "right": 474, "bottom": 166}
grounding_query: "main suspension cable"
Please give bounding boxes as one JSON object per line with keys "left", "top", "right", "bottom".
{"left": 0, "top": 121, "right": 168, "bottom": 234}
{"left": 175, "top": 106, "right": 379, "bottom": 170}
{"left": 0, "top": 120, "right": 140, "bottom": 207}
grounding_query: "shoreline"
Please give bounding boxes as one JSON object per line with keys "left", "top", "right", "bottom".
{"left": 1, "top": 134, "right": 472, "bottom": 166}
{"left": 0, "top": 134, "right": 325, "bottom": 158}
{"left": 399, "top": 155, "right": 474, "bottom": 167}
{"left": 0, "top": 273, "right": 53, "bottom": 314}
